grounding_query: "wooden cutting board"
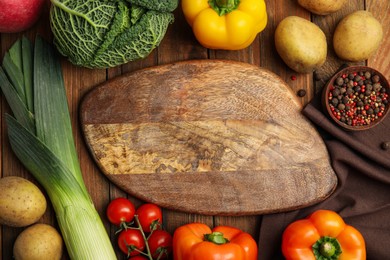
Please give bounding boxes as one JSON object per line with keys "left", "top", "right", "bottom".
{"left": 80, "top": 60, "right": 337, "bottom": 215}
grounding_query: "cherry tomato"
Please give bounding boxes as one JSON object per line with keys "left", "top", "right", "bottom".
{"left": 106, "top": 198, "right": 135, "bottom": 226}
{"left": 135, "top": 203, "right": 163, "bottom": 233}
{"left": 118, "top": 229, "right": 145, "bottom": 256}
{"left": 148, "top": 230, "right": 173, "bottom": 259}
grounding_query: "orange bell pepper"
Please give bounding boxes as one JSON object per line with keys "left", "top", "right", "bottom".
{"left": 181, "top": 0, "right": 268, "bottom": 50}
{"left": 282, "top": 210, "right": 366, "bottom": 260}
{"left": 173, "top": 223, "right": 257, "bottom": 260}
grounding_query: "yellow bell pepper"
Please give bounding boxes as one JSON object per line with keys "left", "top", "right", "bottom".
{"left": 182, "top": 0, "right": 268, "bottom": 50}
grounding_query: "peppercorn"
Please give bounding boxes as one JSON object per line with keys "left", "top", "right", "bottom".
{"left": 297, "top": 89, "right": 306, "bottom": 97}
{"left": 336, "top": 77, "right": 344, "bottom": 86}
{"left": 354, "top": 75, "right": 361, "bottom": 82}
{"left": 372, "top": 74, "right": 380, "bottom": 83}
{"left": 381, "top": 142, "right": 390, "bottom": 150}
{"left": 372, "top": 84, "right": 380, "bottom": 93}
{"left": 354, "top": 86, "right": 361, "bottom": 93}
{"left": 337, "top": 103, "right": 345, "bottom": 110}
{"left": 364, "top": 71, "right": 371, "bottom": 79}
{"left": 332, "top": 88, "right": 341, "bottom": 96}
{"left": 346, "top": 87, "right": 354, "bottom": 95}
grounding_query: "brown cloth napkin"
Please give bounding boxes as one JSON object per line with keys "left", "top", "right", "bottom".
{"left": 257, "top": 93, "right": 390, "bottom": 260}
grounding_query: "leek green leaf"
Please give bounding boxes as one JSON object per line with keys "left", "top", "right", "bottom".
{"left": 0, "top": 67, "right": 34, "bottom": 132}
{"left": 22, "top": 37, "right": 34, "bottom": 112}
{"left": 2, "top": 52, "right": 26, "bottom": 103}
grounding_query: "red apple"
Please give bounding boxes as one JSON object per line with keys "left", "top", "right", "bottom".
{"left": 0, "top": 0, "right": 46, "bottom": 33}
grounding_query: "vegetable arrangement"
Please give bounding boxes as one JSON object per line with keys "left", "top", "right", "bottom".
{"left": 106, "top": 198, "right": 172, "bottom": 259}
{"left": 49, "top": 0, "right": 178, "bottom": 68}
{"left": 182, "top": 0, "right": 267, "bottom": 50}
{"left": 173, "top": 223, "right": 258, "bottom": 260}
{"left": 0, "top": 37, "right": 116, "bottom": 259}
{"left": 282, "top": 210, "right": 366, "bottom": 260}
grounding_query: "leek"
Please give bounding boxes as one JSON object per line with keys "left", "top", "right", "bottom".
{"left": 0, "top": 36, "right": 116, "bottom": 259}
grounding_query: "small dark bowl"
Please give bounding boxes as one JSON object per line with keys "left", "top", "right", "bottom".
{"left": 322, "top": 66, "right": 390, "bottom": 131}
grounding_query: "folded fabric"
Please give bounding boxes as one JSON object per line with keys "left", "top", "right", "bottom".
{"left": 257, "top": 93, "right": 390, "bottom": 260}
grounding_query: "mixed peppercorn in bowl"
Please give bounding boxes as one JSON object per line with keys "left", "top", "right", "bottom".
{"left": 322, "top": 66, "right": 389, "bottom": 131}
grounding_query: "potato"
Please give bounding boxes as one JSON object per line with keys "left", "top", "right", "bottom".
{"left": 0, "top": 176, "right": 47, "bottom": 227}
{"left": 275, "top": 16, "right": 327, "bottom": 73}
{"left": 13, "top": 223, "right": 63, "bottom": 260}
{"left": 298, "top": 0, "right": 347, "bottom": 15}
{"left": 333, "top": 11, "right": 383, "bottom": 61}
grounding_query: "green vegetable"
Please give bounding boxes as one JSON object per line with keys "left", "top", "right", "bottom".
{"left": 49, "top": 0, "right": 177, "bottom": 68}
{"left": 0, "top": 36, "right": 116, "bottom": 259}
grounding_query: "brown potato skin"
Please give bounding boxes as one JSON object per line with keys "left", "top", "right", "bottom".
{"left": 298, "top": 0, "right": 347, "bottom": 15}
{"left": 0, "top": 176, "right": 47, "bottom": 227}
{"left": 13, "top": 223, "right": 63, "bottom": 260}
{"left": 275, "top": 16, "right": 327, "bottom": 73}
{"left": 333, "top": 11, "right": 383, "bottom": 61}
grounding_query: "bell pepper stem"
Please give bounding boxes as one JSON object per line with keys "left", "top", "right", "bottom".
{"left": 312, "top": 236, "right": 342, "bottom": 259}
{"left": 209, "top": 0, "right": 240, "bottom": 16}
{"left": 204, "top": 232, "right": 229, "bottom": 245}
{"left": 320, "top": 242, "right": 336, "bottom": 257}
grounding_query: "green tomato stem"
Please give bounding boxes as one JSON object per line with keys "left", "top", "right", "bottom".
{"left": 134, "top": 215, "right": 153, "bottom": 260}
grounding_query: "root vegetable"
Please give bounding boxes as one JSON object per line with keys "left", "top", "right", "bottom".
{"left": 13, "top": 223, "right": 63, "bottom": 260}
{"left": 275, "top": 16, "right": 327, "bottom": 73}
{"left": 333, "top": 11, "right": 383, "bottom": 61}
{"left": 298, "top": 0, "right": 347, "bottom": 15}
{"left": 0, "top": 176, "right": 46, "bottom": 227}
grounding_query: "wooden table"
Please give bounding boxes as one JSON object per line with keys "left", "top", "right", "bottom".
{"left": 1, "top": 1, "right": 389, "bottom": 259}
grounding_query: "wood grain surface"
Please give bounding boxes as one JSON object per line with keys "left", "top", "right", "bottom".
{"left": 80, "top": 60, "right": 337, "bottom": 215}
{"left": 1, "top": 0, "right": 389, "bottom": 259}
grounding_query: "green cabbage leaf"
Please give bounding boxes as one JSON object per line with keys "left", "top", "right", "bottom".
{"left": 50, "top": 0, "right": 177, "bottom": 68}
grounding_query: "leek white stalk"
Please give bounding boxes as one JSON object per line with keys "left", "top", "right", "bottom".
{"left": 0, "top": 36, "right": 116, "bottom": 259}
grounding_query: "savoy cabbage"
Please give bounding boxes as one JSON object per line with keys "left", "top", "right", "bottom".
{"left": 50, "top": 0, "right": 178, "bottom": 68}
